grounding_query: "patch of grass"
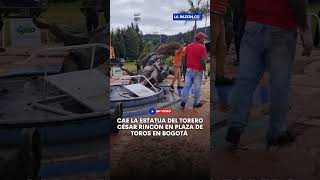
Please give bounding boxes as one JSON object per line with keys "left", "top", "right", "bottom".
{"left": 123, "top": 61, "right": 137, "bottom": 72}
{"left": 165, "top": 56, "right": 173, "bottom": 68}
{"left": 43, "top": 1, "right": 105, "bottom": 32}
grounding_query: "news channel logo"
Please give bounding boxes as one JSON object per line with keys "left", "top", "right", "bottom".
{"left": 149, "top": 108, "right": 156, "bottom": 115}
{"left": 148, "top": 108, "right": 173, "bottom": 115}
{"left": 173, "top": 13, "right": 202, "bottom": 21}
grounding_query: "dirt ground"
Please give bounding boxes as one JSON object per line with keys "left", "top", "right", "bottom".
{"left": 211, "top": 44, "right": 320, "bottom": 180}
{"left": 110, "top": 76, "right": 210, "bottom": 179}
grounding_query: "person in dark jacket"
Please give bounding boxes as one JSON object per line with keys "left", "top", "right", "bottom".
{"left": 81, "top": 0, "right": 99, "bottom": 32}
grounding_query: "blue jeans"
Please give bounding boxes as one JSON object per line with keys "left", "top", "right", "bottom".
{"left": 229, "top": 21, "right": 297, "bottom": 139}
{"left": 181, "top": 68, "right": 203, "bottom": 105}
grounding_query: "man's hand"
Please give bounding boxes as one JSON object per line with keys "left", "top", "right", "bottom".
{"left": 201, "top": 58, "right": 206, "bottom": 72}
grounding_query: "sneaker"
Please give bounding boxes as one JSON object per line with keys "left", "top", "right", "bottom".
{"left": 180, "top": 102, "right": 186, "bottom": 109}
{"left": 193, "top": 103, "right": 203, "bottom": 108}
{"left": 215, "top": 77, "right": 234, "bottom": 85}
{"left": 225, "top": 127, "right": 242, "bottom": 146}
{"left": 170, "top": 84, "right": 174, "bottom": 89}
{"left": 267, "top": 131, "right": 296, "bottom": 147}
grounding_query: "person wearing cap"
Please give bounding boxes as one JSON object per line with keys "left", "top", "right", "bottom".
{"left": 181, "top": 32, "right": 208, "bottom": 109}
{"left": 170, "top": 44, "right": 186, "bottom": 90}
{"left": 212, "top": 0, "right": 234, "bottom": 85}
{"left": 226, "top": 0, "right": 312, "bottom": 147}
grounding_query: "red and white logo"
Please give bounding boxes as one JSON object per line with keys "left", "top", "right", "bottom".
{"left": 156, "top": 108, "right": 173, "bottom": 114}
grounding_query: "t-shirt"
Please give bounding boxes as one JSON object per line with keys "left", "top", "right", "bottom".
{"left": 245, "top": 0, "right": 297, "bottom": 30}
{"left": 186, "top": 42, "right": 206, "bottom": 71}
{"left": 173, "top": 48, "right": 185, "bottom": 66}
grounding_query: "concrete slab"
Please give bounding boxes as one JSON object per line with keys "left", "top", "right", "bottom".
{"left": 124, "top": 83, "right": 156, "bottom": 97}
{"left": 45, "top": 69, "right": 108, "bottom": 112}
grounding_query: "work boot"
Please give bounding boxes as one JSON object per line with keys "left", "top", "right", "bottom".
{"left": 180, "top": 102, "right": 186, "bottom": 109}
{"left": 266, "top": 130, "right": 296, "bottom": 147}
{"left": 193, "top": 103, "right": 203, "bottom": 108}
{"left": 225, "top": 127, "right": 242, "bottom": 146}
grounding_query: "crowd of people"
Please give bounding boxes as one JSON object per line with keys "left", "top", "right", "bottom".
{"left": 212, "top": 0, "right": 313, "bottom": 148}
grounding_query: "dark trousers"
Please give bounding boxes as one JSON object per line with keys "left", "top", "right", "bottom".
{"left": 231, "top": 0, "right": 246, "bottom": 62}
{"left": 86, "top": 11, "right": 99, "bottom": 32}
{"left": 0, "top": 18, "right": 3, "bottom": 31}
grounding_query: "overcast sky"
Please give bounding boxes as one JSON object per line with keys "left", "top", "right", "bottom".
{"left": 110, "top": 0, "right": 210, "bottom": 36}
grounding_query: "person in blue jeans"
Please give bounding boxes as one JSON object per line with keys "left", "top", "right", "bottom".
{"left": 181, "top": 69, "right": 203, "bottom": 108}
{"left": 181, "top": 32, "right": 208, "bottom": 109}
{"left": 226, "top": 0, "right": 312, "bottom": 147}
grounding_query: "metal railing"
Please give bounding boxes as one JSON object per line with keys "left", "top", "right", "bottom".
{"left": 23, "top": 43, "right": 108, "bottom": 101}
{"left": 119, "top": 75, "right": 159, "bottom": 93}
{"left": 0, "top": 43, "right": 114, "bottom": 129}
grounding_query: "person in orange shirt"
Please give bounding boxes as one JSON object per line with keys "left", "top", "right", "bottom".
{"left": 170, "top": 44, "right": 186, "bottom": 89}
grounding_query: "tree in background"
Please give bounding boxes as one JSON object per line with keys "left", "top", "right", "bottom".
{"left": 178, "top": 32, "right": 185, "bottom": 43}
{"left": 132, "top": 23, "right": 144, "bottom": 57}
{"left": 139, "top": 41, "right": 154, "bottom": 59}
{"left": 111, "top": 24, "right": 143, "bottom": 60}
{"left": 123, "top": 26, "right": 140, "bottom": 60}
{"left": 180, "top": 0, "right": 209, "bottom": 37}
{"left": 111, "top": 29, "right": 126, "bottom": 58}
